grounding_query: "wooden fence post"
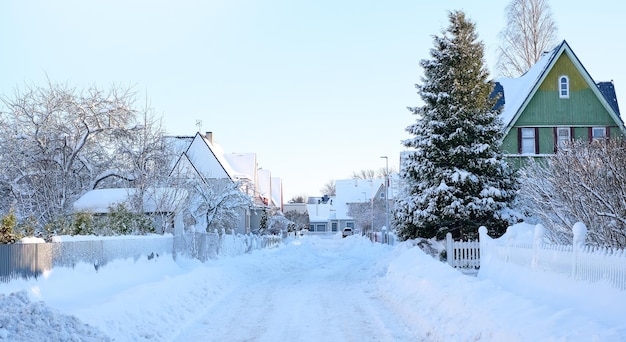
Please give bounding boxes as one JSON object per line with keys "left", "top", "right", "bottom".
{"left": 532, "top": 224, "right": 544, "bottom": 269}
{"left": 572, "top": 222, "right": 587, "bottom": 278}
{"left": 478, "top": 226, "right": 488, "bottom": 269}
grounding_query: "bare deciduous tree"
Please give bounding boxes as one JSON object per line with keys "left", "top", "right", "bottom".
{"left": 518, "top": 140, "right": 626, "bottom": 248}
{"left": 189, "top": 178, "right": 252, "bottom": 233}
{"left": 0, "top": 80, "right": 140, "bottom": 224}
{"left": 283, "top": 210, "right": 309, "bottom": 231}
{"left": 288, "top": 195, "right": 306, "bottom": 204}
{"left": 347, "top": 196, "right": 386, "bottom": 233}
{"left": 352, "top": 168, "right": 397, "bottom": 180}
{"left": 496, "top": 0, "right": 558, "bottom": 77}
{"left": 320, "top": 180, "right": 336, "bottom": 196}
{"left": 352, "top": 169, "right": 376, "bottom": 180}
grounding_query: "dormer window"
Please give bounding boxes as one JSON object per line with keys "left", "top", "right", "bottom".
{"left": 559, "top": 75, "right": 569, "bottom": 98}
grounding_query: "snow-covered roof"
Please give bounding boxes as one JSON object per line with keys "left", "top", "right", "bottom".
{"left": 496, "top": 47, "right": 555, "bottom": 128}
{"left": 334, "top": 178, "right": 384, "bottom": 220}
{"left": 257, "top": 169, "right": 272, "bottom": 204}
{"left": 271, "top": 177, "right": 282, "bottom": 208}
{"left": 307, "top": 202, "right": 333, "bottom": 223}
{"left": 167, "top": 132, "right": 283, "bottom": 209}
{"left": 178, "top": 133, "right": 235, "bottom": 180}
{"left": 73, "top": 188, "right": 187, "bottom": 213}
{"left": 223, "top": 152, "right": 256, "bottom": 182}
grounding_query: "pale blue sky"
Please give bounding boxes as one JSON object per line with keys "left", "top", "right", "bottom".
{"left": 1, "top": 0, "right": 623, "bottom": 200}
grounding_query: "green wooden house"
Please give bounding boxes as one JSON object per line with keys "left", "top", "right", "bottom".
{"left": 494, "top": 40, "right": 625, "bottom": 168}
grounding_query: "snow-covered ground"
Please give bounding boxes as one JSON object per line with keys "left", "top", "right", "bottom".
{"left": 1, "top": 234, "right": 625, "bottom": 341}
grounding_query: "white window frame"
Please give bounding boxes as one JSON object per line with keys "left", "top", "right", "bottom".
{"left": 556, "top": 127, "right": 571, "bottom": 150}
{"left": 315, "top": 224, "right": 326, "bottom": 232}
{"left": 521, "top": 128, "right": 536, "bottom": 154}
{"left": 559, "top": 75, "right": 570, "bottom": 98}
{"left": 592, "top": 127, "right": 607, "bottom": 142}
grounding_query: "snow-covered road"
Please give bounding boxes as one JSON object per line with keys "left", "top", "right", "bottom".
{"left": 1, "top": 233, "right": 625, "bottom": 341}
{"left": 173, "top": 237, "right": 419, "bottom": 341}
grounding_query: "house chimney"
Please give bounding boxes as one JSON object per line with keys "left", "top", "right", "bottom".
{"left": 205, "top": 131, "right": 213, "bottom": 143}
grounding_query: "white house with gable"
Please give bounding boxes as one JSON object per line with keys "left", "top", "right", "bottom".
{"left": 307, "top": 177, "right": 397, "bottom": 234}
{"left": 74, "top": 131, "right": 283, "bottom": 236}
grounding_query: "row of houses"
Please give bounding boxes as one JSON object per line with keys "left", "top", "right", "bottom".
{"left": 284, "top": 176, "right": 399, "bottom": 234}
{"left": 73, "top": 40, "right": 625, "bottom": 238}
{"left": 73, "top": 131, "right": 283, "bottom": 235}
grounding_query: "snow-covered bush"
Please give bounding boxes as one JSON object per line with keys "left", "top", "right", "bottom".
{"left": 518, "top": 139, "right": 626, "bottom": 248}
{"left": 102, "top": 204, "right": 155, "bottom": 236}
{"left": 0, "top": 210, "right": 21, "bottom": 244}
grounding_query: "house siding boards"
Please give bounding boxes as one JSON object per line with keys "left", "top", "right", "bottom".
{"left": 498, "top": 40, "right": 624, "bottom": 161}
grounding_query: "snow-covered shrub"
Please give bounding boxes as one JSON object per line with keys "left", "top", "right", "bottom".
{"left": 104, "top": 204, "right": 155, "bottom": 235}
{"left": 72, "top": 211, "right": 96, "bottom": 236}
{"left": 518, "top": 139, "right": 626, "bottom": 248}
{"left": 0, "top": 210, "right": 21, "bottom": 244}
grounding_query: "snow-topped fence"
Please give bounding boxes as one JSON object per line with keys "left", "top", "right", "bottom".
{"left": 479, "top": 223, "right": 626, "bottom": 291}
{"left": 366, "top": 229, "right": 398, "bottom": 246}
{"left": 446, "top": 233, "right": 480, "bottom": 269}
{"left": 0, "top": 231, "right": 284, "bottom": 283}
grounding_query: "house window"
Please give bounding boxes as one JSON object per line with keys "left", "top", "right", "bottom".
{"left": 346, "top": 222, "right": 354, "bottom": 229}
{"left": 316, "top": 224, "right": 326, "bottom": 232}
{"left": 519, "top": 127, "right": 539, "bottom": 154}
{"left": 555, "top": 127, "right": 571, "bottom": 151}
{"left": 331, "top": 222, "right": 338, "bottom": 232}
{"left": 380, "top": 192, "right": 385, "bottom": 199}
{"left": 591, "top": 127, "right": 608, "bottom": 142}
{"left": 559, "top": 76, "right": 569, "bottom": 98}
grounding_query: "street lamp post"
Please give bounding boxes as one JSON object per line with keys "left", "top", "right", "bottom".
{"left": 380, "top": 156, "right": 389, "bottom": 230}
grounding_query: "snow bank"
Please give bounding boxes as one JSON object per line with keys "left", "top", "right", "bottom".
{"left": 378, "top": 240, "right": 626, "bottom": 341}
{"left": 0, "top": 291, "right": 109, "bottom": 342}
{"left": 1, "top": 234, "right": 625, "bottom": 341}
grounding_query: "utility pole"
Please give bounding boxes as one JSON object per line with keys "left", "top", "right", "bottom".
{"left": 380, "top": 156, "right": 389, "bottom": 230}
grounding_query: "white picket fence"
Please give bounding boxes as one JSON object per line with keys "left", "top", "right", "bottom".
{"left": 479, "top": 223, "right": 626, "bottom": 291}
{"left": 446, "top": 233, "right": 480, "bottom": 269}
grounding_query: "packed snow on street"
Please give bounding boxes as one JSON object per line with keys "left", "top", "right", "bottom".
{"left": 1, "top": 233, "right": 625, "bottom": 341}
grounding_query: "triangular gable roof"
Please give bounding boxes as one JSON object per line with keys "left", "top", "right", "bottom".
{"left": 271, "top": 177, "right": 282, "bottom": 209}
{"left": 496, "top": 40, "right": 625, "bottom": 136}
{"left": 257, "top": 169, "right": 272, "bottom": 204}
{"left": 223, "top": 152, "right": 257, "bottom": 182}
{"left": 183, "top": 132, "right": 235, "bottom": 180}
{"left": 170, "top": 152, "right": 198, "bottom": 178}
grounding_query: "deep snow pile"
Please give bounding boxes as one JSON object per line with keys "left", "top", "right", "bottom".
{"left": 0, "top": 234, "right": 625, "bottom": 341}
{"left": 0, "top": 291, "right": 109, "bottom": 342}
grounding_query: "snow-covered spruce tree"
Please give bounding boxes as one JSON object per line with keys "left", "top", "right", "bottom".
{"left": 394, "top": 11, "right": 518, "bottom": 241}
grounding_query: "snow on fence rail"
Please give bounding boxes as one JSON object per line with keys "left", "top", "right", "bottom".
{"left": 479, "top": 223, "right": 626, "bottom": 291}
{"left": 446, "top": 233, "right": 480, "bottom": 269}
{"left": 367, "top": 230, "right": 398, "bottom": 246}
{"left": 0, "top": 231, "right": 284, "bottom": 283}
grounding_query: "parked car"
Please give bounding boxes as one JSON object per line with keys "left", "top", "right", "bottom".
{"left": 342, "top": 228, "right": 353, "bottom": 238}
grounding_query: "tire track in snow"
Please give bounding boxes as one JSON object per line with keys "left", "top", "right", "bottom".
{"left": 172, "top": 236, "right": 424, "bottom": 342}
